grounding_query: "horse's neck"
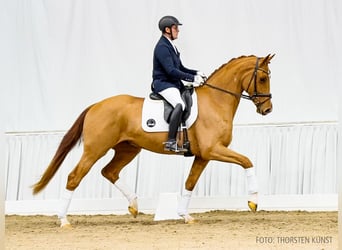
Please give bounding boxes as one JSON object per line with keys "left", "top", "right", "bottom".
{"left": 198, "top": 57, "right": 258, "bottom": 125}
{"left": 205, "top": 72, "right": 243, "bottom": 118}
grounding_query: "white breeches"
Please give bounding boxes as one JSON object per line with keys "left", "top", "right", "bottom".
{"left": 159, "top": 87, "right": 185, "bottom": 110}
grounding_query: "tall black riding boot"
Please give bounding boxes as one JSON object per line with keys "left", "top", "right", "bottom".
{"left": 164, "top": 104, "right": 183, "bottom": 152}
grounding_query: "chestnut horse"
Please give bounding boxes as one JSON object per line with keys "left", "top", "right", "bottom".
{"left": 33, "top": 54, "right": 274, "bottom": 227}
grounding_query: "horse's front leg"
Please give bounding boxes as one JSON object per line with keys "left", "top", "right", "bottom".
{"left": 208, "top": 144, "right": 258, "bottom": 212}
{"left": 178, "top": 157, "right": 209, "bottom": 223}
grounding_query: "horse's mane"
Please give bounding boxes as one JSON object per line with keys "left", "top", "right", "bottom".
{"left": 206, "top": 55, "right": 256, "bottom": 81}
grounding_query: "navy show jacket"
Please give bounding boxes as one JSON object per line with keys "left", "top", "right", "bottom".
{"left": 152, "top": 35, "right": 197, "bottom": 93}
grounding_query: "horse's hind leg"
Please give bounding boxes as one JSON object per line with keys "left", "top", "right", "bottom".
{"left": 101, "top": 142, "right": 141, "bottom": 217}
{"left": 58, "top": 148, "right": 107, "bottom": 228}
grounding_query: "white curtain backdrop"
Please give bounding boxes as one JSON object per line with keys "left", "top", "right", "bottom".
{"left": 1, "top": 0, "right": 341, "bottom": 214}
{"left": 1, "top": 0, "right": 340, "bottom": 131}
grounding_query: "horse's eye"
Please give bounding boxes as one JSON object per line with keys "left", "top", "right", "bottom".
{"left": 259, "top": 77, "right": 267, "bottom": 83}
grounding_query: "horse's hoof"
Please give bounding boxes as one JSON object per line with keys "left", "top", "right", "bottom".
{"left": 128, "top": 206, "right": 138, "bottom": 218}
{"left": 128, "top": 198, "right": 138, "bottom": 218}
{"left": 60, "top": 223, "right": 73, "bottom": 229}
{"left": 185, "top": 218, "right": 197, "bottom": 224}
{"left": 60, "top": 217, "right": 73, "bottom": 229}
{"left": 181, "top": 214, "right": 196, "bottom": 224}
{"left": 248, "top": 201, "right": 258, "bottom": 212}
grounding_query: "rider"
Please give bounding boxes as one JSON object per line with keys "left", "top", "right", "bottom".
{"left": 151, "top": 15, "right": 206, "bottom": 152}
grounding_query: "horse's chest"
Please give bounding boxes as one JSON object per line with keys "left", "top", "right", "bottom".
{"left": 216, "top": 124, "right": 233, "bottom": 145}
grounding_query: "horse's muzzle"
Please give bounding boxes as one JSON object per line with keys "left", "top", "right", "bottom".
{"left": 256, "top": 101, "right": 272, "bottom": 115}
{"left": 261, "top": 106, "right": 273, "bottom": 115}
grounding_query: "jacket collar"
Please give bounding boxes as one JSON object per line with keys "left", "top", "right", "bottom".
{"left": 161, "top": 35, "right": 178, "bottom": 54}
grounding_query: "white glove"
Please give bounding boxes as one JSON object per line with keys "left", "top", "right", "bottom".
{"left": 194, "top": 74, "right": 205, "bottom": 87}
{"left": 197, "top": 71, "right": 207, "bottom": 78}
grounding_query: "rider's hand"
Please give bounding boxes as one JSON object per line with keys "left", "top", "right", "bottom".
{"left": 197, "top": 71, "right": 207, "bottom": 79}
{"left": 194, "top": 74, "right": 205, "bottom": 87}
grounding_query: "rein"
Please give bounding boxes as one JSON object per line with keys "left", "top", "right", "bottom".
{"left": 203, "top": 57, "right": 272, "bottom": 102}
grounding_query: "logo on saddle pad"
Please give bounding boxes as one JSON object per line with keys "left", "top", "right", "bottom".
{"left": 142, "top": 91, "right": 198, "bottom": 132}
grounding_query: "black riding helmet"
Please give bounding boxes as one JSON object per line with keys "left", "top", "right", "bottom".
{"left": 158, "top": 16, "right": 182, "bottom": 32}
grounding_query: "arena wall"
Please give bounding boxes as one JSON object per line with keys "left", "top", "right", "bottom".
{"left": 5, "top": 122, "right": 338, "bottom": 214}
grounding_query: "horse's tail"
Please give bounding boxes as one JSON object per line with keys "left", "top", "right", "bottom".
{"left": 32, "top": 105, "right": 93, "bottom": 194}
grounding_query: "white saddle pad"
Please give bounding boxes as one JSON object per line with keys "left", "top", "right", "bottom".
{"left": 142, "top": 90, "right": 198, "bottom": 132}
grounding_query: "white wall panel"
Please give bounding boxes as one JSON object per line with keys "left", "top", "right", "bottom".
{"left": 5, "top": 123, "right": 338, "bottom": 214}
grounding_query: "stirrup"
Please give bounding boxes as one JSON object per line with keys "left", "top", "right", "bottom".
{"left": 163, "top": 141, "right": 187, "bottom": 153}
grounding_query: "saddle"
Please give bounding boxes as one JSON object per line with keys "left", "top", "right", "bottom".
{"left": 149, "top": 87, "right": 194, "bottom": 157}
{"left": 149, "top": 87, "right": 194, "bottom": 123}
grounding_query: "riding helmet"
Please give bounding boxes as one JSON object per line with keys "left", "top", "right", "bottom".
{"left": 158, "top": 16, "right": 182, "bottom": 32}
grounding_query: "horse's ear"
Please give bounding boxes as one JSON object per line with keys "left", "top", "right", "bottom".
{"left": 261, "top": 53, "right": 275, "bottom": 65}
{"left": 268, "top": 53, "right": 275, "bottom": 61}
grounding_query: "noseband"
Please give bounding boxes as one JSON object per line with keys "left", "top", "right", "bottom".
{"left": 203, "top": 57, "right": 272, "bottom": 103}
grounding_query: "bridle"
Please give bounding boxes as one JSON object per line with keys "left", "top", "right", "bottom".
{"left": 203, "top": 57, "right": 272, "bottom": 104}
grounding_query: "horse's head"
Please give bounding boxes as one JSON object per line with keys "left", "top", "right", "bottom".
{"left": 242, "top": 54, "right": 275, "bottom": 115}
{"left": 203, "top": 54, "right": 275, "bottom": 116}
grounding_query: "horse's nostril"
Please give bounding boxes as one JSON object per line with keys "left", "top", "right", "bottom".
{"left": 264, "top": 107, "right": 272, "bottom": 115}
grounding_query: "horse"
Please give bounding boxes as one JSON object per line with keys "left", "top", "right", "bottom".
{"left": 32, "top": 54, "right": 274, "bottom": 227}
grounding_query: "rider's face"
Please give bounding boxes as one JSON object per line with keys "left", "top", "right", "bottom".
{"left": 165, "top": 25, "right": 179, "bottom": 40}
{"left": 171, "top": 25, "right": 179, "bottom": 39}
